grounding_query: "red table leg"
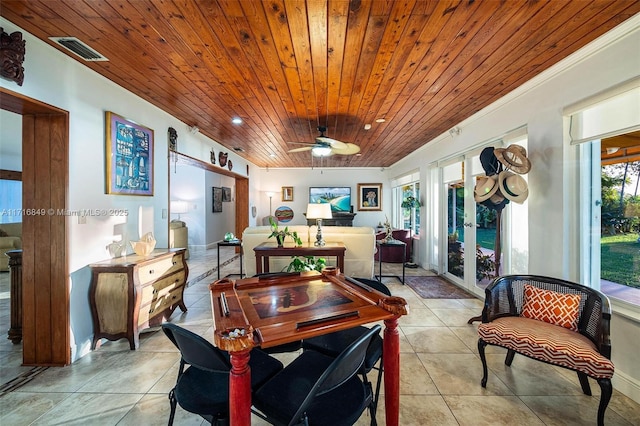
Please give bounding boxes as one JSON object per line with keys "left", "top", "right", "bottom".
{"left": 229, "top": 349, "right": 252, "bottom": 426}
{"left": 383, "top": 316, "right": 401, "bottom": 426}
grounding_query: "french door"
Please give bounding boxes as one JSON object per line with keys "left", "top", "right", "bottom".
{"left": 440, "top": 154, "right": 493, "bottom": 295}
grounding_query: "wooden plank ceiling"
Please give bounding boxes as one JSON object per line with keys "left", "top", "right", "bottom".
{"left": 2, "top": 0, "right": 639, "bottom": 168}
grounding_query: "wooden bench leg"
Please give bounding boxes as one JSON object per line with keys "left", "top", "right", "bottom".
{"left": 505, "top": 349, "right": 516, "bottom": 366}
{"left": 597, "top": 378, "right": 612, "bottom": 426}
{"left": 477, "top": 338, "right": 489, "bottom": 387}
{"left": 577, "top": 371, "right": 592, "bottom": 396}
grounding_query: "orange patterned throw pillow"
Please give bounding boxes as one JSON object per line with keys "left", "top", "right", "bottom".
{"left": 521, "top": 284, "right": 581, "bottom": 331}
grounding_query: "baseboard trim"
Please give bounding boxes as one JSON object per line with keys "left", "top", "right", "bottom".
{"left": 613, "top": 369, "right": 640, "bottom": 405}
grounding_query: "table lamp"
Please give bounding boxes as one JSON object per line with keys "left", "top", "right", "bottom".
{"left": 170, "top": 200, "right": 189, "bottom": 221}
{"left": 306, "top": 203, "right": 332, "bottom": 246}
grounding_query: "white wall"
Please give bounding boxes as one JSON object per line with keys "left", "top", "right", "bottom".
{"left": 253, "top": 167, "right": 390, "bottom": 228}
{"left": 0, "top": 17, "right": 251, "bottom": 361}
{"left": 170, "top": 164, "right": 236, "bottom": 250}
{"left": 0, "top": 110, "right": 22, "bottom": 171}
{"left": 387, "top": 16, "right": 640, "bottom": 402}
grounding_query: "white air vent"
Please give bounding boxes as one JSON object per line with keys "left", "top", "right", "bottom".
{"left": 49, "top": 37, "right": 108, "bottom": 61}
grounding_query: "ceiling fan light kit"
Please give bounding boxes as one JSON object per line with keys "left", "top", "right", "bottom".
{"left": 288, "top": 126, "right": 360, "bottom": 158}
{"left": 312, "top": 146, "right": 333, "bottom": 157}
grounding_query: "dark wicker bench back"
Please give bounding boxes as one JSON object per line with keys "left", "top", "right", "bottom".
{"left": 482, "top": 275, "right": 612, "bottom": 356}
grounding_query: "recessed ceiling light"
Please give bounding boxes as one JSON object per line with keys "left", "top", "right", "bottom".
{"left": 364, "top": 123, "right": 372, "bottom": 130}
{"left": 375, "top": 118, "right": 386, "bottom": 123}
{"left": 269, "top": 153, "right": 277, "bottom": 158}
{"left": 231, "top": 117, "right": 243, "bottom": 124}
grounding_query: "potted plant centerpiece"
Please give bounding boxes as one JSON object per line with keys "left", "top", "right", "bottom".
{"left": 286, "top": 255, "right": 327, "bottom": 273}
{"left": 268, "top": 217, "right": 302, "bottom": 247}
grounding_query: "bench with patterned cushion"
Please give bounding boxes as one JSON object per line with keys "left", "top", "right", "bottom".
{"left": 477, "top": 275, "right": 613, "bottom": 426}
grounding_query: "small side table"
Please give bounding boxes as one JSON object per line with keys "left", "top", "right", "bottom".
{"left": 218, "top": 240, "right": 243, "bottom": 280}
{"left": 375, "top": 241, "right": 405, "bottom": 284}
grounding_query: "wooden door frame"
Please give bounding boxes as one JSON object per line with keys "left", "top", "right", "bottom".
{"left": 1, "top": 87, "right": 70, "bottom": 365}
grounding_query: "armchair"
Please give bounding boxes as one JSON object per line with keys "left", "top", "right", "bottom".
{"left": 374, "top": 229, "right": 410, "bottom": 263}
{"left": 477, "top": 275, "right": 614, "bottom": 426}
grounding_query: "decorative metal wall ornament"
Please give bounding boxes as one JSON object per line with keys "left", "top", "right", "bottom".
{"left": 228, "top": 159, "right": 233, "bottom": 171}
{"left": 1, "top": 28, "right": 26, "bottom": 86}
{"left": 218, "top": 151, "right": 228, "bottom": 167}
{"left": 168, "top": 127, "right": 177, "bottom": 151}
{"left": 210, "top": 149, "right": 216, "bottom": 164}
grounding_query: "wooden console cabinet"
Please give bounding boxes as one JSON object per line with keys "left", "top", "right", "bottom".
{"left": 89, "top": 249, "right": 188, "bottom": 350}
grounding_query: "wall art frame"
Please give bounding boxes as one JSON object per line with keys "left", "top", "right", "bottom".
{"left": 357, "top": 183, "right": 382, "bottom": 211}
{"left": 282, "top": 186, "right": 293, "bottom": 201}
{"left": 222, "top": 186, "right": 231, "bottom": 202}
{"left": 212, "top": 187, "right": 223, "bottom": 212}
{"left": 105, "top": 111, "right": 154, "bottom": 196}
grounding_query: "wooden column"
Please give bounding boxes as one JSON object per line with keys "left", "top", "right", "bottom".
{"left": 7, "top": 249, "right": 23, "bottom": 344}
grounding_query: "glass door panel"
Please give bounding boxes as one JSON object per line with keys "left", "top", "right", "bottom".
{"left": 447, "top": 181, "right": 465, "bottom": 279}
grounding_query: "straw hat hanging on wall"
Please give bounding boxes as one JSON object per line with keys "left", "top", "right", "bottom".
{"left": 498, "top": 171, "right": 529, "bottom": 204}
{"left": 493, "top": 144, "right": 531, "bottom": 174}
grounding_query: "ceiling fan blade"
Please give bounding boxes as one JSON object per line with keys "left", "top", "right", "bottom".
{"left": 287, "top": 142, "right": 316, "bottom": 146}
{"left": 316, "top": 136, "right": 347, "bottom": 150}
{"left": 332, "top": 143, "right": 361, "bottom": 155}
{"left": 288, "top": 146, "right": 313, "bottom": 153}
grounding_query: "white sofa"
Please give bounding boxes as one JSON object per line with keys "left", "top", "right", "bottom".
{"left": 0, "top": 222, "right": 22, "bottom": 272}
{"left": 241, "top": 225, "right": 376, "bottom": 278}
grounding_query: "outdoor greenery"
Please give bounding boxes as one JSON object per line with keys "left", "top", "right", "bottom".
{"left": 601, "top": 233, "right": 640, "bottom": 289}
{"left": 445, "top": 162, "right": 640, "bottom": 289}
{"left": 600, "top": 163, "right": 640, "bottom": 289}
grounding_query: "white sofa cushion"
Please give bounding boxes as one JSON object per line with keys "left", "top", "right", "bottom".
{"left": 311, "top": 226, "right": 376, "bottom": 278}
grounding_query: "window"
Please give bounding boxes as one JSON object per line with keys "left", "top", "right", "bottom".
{"left": 0, "top": 178, "right": 22, "bottom": 224}
{"left": 567, "top": 79, "right": 640, "bottom": 307}
{"left": 400, "top": 183, "right": 420, "bottom": 234}
{"left": 391, "top": 172, "right": 420, "bottom": 235}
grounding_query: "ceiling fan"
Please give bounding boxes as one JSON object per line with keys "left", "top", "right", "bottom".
{"left": 288, "top": 126, "right": 360, "bottom": 157}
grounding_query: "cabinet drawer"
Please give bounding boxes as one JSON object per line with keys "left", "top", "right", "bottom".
{"left": 138, "top": 286, "right": 183, "bottom": 326}
{"left": 139, "top": 270, "right": 185, "bottom": 306}
{"left": 136, "top": 254, "right": 184, "bottom": 285}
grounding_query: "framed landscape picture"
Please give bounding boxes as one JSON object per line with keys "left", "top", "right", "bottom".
{"left": 105, "top": 111, "right": 154, "bottom": 196}
{"left": 357, "top": 183, "right": 382, "bottom": 211}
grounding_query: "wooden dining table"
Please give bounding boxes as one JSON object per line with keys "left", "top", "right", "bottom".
{"left": 253, "top": 241, "right": 346, "bottom": 274}
{"left": 209, "top": 268, "right": 408, "bottom": 426}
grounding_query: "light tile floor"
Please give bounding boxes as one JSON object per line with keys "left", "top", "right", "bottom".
{"left": 1, "top": 248, "right": 639, "bottom": 425}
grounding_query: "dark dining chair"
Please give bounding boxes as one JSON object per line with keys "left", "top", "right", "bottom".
{"left": 252, "top": 324, "right": 381, "bottom": 426}
{"left": 300, "top": 278, "right": 390, "bottom": 425}
{"left": 162, "top": 323, "right": 283, "bottom": 425}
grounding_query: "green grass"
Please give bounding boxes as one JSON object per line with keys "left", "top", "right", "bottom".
{"left": 455, "top": 229, "right": 639, "bottom": 289}
{"left": 601, "top": 233, "right": 640, "bottom": 289}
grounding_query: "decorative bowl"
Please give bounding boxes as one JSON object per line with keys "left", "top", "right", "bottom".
{"left": 131, "top": 240, "right": 156, "bottom": 256}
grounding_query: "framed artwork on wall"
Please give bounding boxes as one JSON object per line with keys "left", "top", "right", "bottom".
{"left": 357, "top": 183, "right": 382, "bottom": 211}
{"left": 222, "top": 187, "right": 231, "bottom": 202}
{"left": 105, "top": 111, "right": 154, "bottom": 196}
{"left": 282, "top": 186, "right": 293, "bottom": 201}
{"left": 212, "top": 187, "right": 223, "bottom": 212}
